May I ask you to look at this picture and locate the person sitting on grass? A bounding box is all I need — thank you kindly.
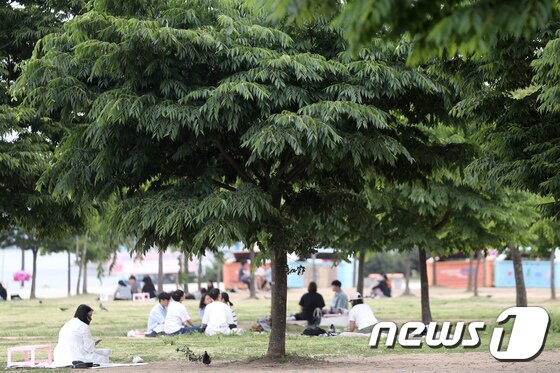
[347,292,378,334]
[201,288,236,335]
[164,290,201,335]
[370,274,392,298]
[324,280,348,314]
[53,304,111,367]
[288,281,325,325]
[0,282,7,301]
[113,280,132,300]
[142,275,157,299]
[198,293,213,319]
[129,275,140,294]
[146,292,171,337]
[238,261,251,290]
[220,291,238,329]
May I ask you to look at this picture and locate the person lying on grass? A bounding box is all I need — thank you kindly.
[52,304,111,367]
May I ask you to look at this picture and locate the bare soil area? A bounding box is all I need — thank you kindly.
[100,350,560,372]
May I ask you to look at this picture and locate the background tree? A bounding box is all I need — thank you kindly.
[257,0,558,62]
[529,218,560,300]
[1,0,87,299]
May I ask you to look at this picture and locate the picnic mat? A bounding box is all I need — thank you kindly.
[7,363,148,369]
[320,314,349,327]
[93,363,149,369]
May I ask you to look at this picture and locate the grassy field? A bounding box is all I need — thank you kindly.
[0,290,559,370]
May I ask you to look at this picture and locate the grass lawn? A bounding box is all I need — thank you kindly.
[0,291,559,370]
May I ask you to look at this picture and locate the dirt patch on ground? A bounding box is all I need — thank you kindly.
[101,350,560,372]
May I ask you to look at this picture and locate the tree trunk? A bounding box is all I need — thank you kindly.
[266,247,288,358]
[418,247,432,324]
[197,254,202,292]
[30,247,39,299]
[183,254,190,294]
[158,250,164,293]
[311,253,317,283]
[81,235,88,295]
[249,244,257,298]
[473,251,481,297]
[403,256,412,296]
[356,249,365,296]
[510,244,527,307]
[75,236,81,295]
[551,249,556,300]
[216,257,221,291]
[482,253,487,286]
[467,253,473,292]
[67,250,71,297]
[432,255,437,286]
[352,255,357,287]
[20,248,25,287]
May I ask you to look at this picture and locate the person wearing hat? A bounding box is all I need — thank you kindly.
[347,292,378,334]
[201,288,236,335]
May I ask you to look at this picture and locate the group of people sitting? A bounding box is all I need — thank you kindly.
[49,276,387,367]
[237,262,272,290]
[289,279,380,334]
[114,275,157,300]
[146,288,239,337]
[50,287,238,367]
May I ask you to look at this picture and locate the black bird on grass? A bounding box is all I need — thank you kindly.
[99,302,109,311]
[202,351,211,365]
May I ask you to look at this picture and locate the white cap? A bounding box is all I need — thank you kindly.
[348,291,362,301]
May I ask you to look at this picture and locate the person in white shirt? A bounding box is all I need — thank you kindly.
[220,292,238,328]
[146,292,171,337]
[202,288,235,336]
[164,290,201,335]
[52,304,111,367]
[347,292,378,333]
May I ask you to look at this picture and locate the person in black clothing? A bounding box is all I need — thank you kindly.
[0,282,7,301]
[370,274,392,298]
[238,261,251,289]
[142,275,157,298]
[294,282,325,325]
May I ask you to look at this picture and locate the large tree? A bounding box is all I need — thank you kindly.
[16,0,457,357]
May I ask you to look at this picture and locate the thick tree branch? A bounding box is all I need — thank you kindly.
[211,179,237,192]
[250,165,267,187]
[276,151,293,179]
[432,209,451,231]
[0,40,14,51]
[284,159,311,183]
[215,140,255,184]
[257,159,270,183]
